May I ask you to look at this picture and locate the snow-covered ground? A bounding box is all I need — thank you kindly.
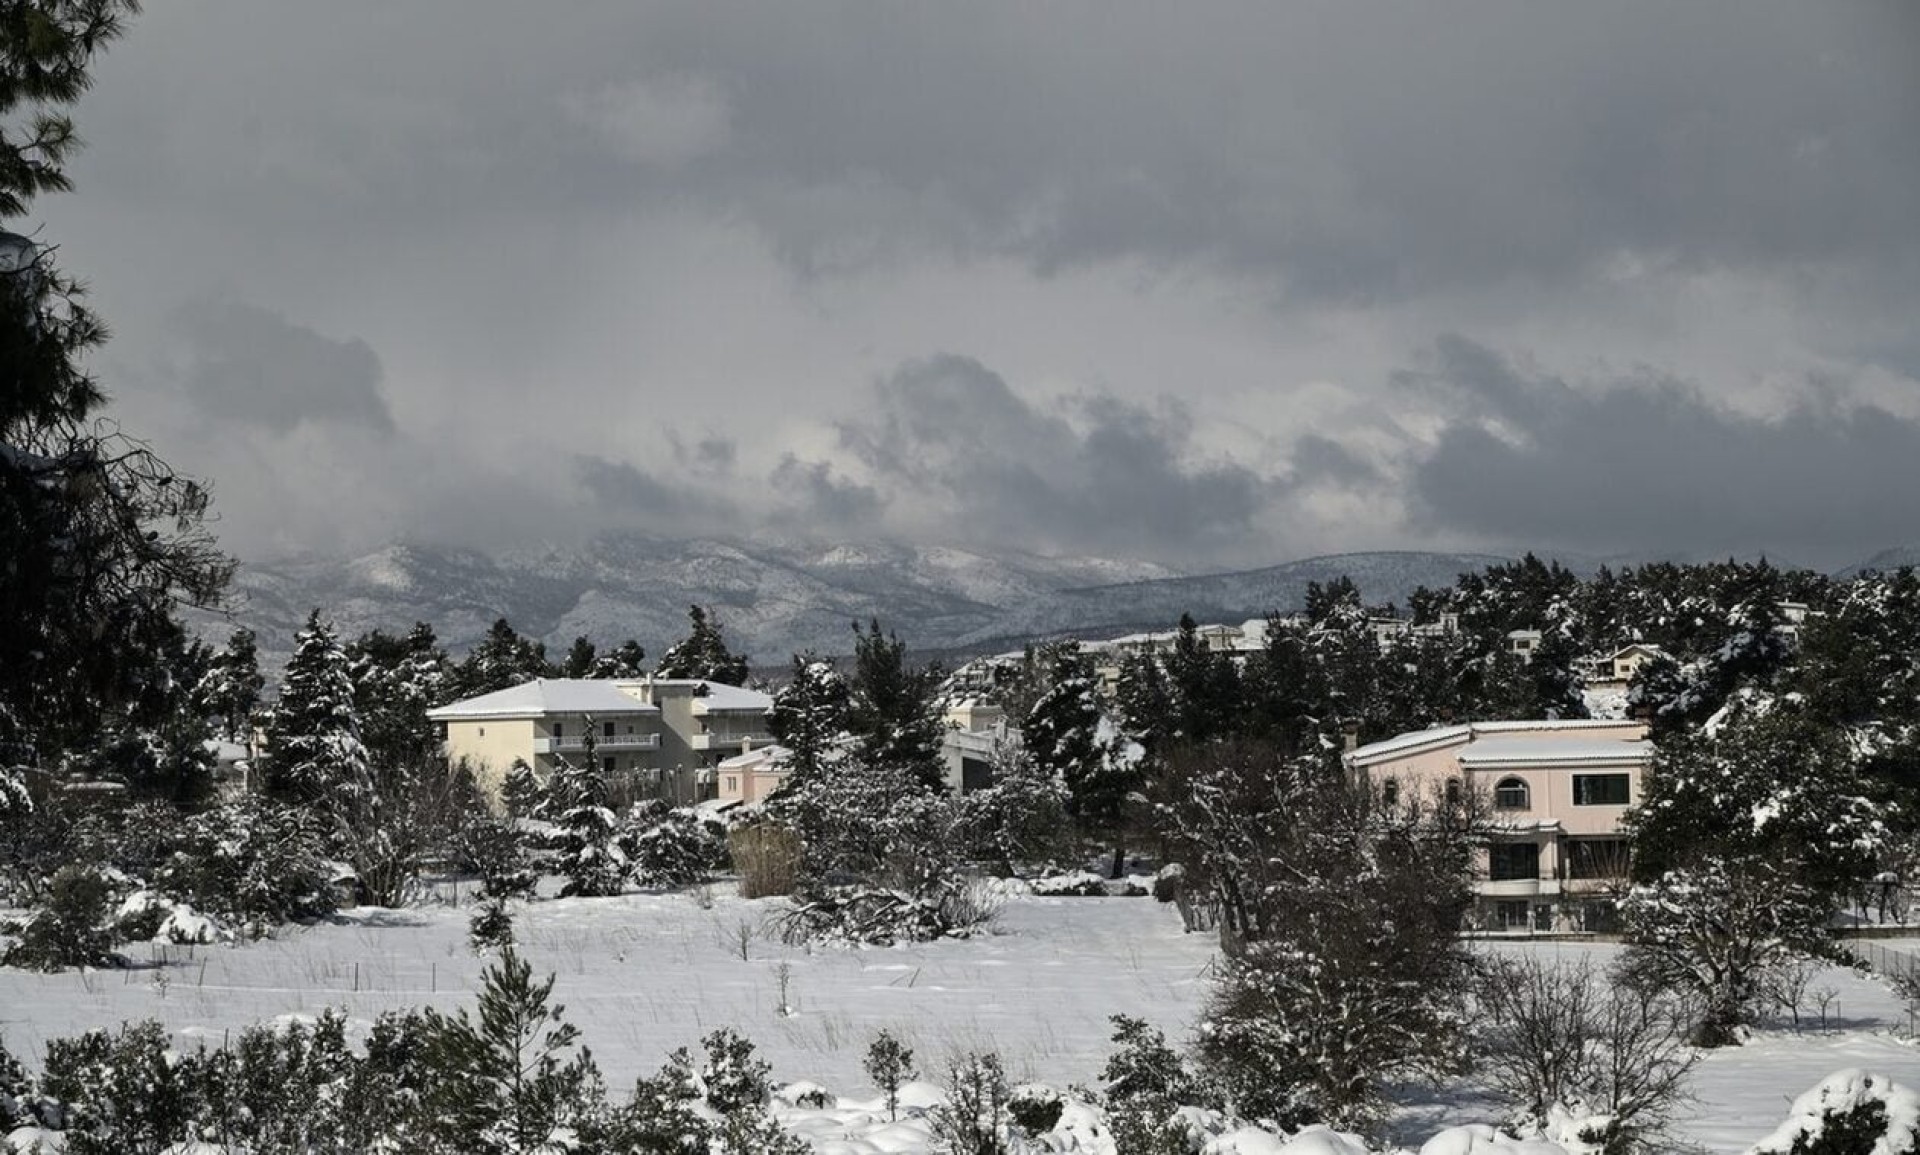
[1,892,1915,1152]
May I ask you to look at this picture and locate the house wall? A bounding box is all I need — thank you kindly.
[443,717,536,802]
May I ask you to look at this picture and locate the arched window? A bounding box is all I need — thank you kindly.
[1494,776,1530,810]
[1444,777,1463,805]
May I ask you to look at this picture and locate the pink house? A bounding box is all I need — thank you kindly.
[1344,719,1651,933]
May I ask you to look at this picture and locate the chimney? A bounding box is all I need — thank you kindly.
[1342,724,1360,753]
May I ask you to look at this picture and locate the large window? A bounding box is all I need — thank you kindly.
[1573,773,1631,806]
[1493,776,1530,810]
[1567,839,1631,880]
[1488,841,1541,882]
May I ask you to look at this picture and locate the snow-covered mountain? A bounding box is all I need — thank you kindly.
[208,535,1510,669]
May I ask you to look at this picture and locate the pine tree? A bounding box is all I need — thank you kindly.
[196,627,265,743]
[768,652,849,788]
[560,636,598,679]
[453,618,552,699]
[417,948,603,1154]
[0,0,231,764]
[551,745,628,898]
[589,639,648,679]
[264,610,372,817]
[654,605,750,685]
[845,619,945,793]
[347,621,449,768]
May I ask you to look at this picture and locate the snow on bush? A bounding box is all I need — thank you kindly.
[1748,1069,1920,1155]
[1030,870,1110,897]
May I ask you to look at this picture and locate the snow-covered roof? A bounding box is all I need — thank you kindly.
[717,743,792,771]
[427,679,661,720]
[680,681,774,714]
[1345,719,1646,767]
[1457,733,1650,769]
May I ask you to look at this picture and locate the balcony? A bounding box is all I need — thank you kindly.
[689,732,774,752]
[534,733,660,754]
[1479,877,1562,898]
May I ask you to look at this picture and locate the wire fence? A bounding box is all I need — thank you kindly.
[1847,938,1920,983]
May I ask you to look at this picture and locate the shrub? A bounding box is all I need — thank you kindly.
[773,880,999,946]
[4,864,119,971]
[629,805,728,887]
[730,822,802,899]
[699,1028,772,1116]
[1029,871,1108,897]
[1008,1085,1064,1136]
[1749,1070,1920,1155]
[156,797,334,932]
[468,895,515,953]
[930,1051,1013,1155]
[864,1029,917,1121]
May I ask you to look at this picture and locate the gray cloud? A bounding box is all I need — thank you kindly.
[769,454,885,527]
[1402,336,1920,566]
[835,355,1268,557]
[175,301,393,433]
[573,454,739,533]
[24,4,1920,572]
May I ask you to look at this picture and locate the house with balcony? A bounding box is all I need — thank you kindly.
[428,675,774,809]
[1344,718,1651,933]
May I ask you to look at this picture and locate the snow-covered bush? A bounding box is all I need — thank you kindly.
[929,1051,1014,1155]
[1748,1069,1920,1155]
[627,802,728,887]
[3,863,120,971]
[1030,870,1110,897]
[773,879,1000,946]
[452,814,538,900]
[155,796,334,932]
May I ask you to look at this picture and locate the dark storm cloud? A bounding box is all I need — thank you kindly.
[1403,336,1920,564]
[176,302,393,433]
[769,455,885,526]
[836,355,1267,555]
[573,455,738,530]
[74,4,1920,301]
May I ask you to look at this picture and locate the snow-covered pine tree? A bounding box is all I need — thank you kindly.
[264,610,372,818]
[451,618,552,699]
[589,639,648,680]
[768,652,849,789]
[654,605,750,685]
[551,736,629,898]
[195,627,264,743]
[845,620,945,793]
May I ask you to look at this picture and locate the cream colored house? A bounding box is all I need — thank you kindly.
[429,676,774,809]
[1344,719,1651,932]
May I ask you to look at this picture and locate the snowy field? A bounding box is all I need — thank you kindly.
[2,891,1916,1152]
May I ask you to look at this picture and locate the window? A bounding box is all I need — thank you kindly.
[1573,774,1631,806]
[603,720,615,738]
[1445,777,1463,805]
[477,726,485,737]
[1488,841,1541,882]
[1495,900,1530,930]
[1381,779,1401,807]
[602,757,616,773]
[1493,777,1530,810]
[725,776,738,793]
[1568,839,1631,880]
[553,721,563,738]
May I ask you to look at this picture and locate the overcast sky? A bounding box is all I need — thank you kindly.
[35,2,1920,572]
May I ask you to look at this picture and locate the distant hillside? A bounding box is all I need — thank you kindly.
[1835,546,1920,578]
[948,550,1513,649]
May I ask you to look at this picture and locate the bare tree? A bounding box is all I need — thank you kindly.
[1470,953,1698,1154]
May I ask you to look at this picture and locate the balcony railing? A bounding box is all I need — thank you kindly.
[534,733,660,754]
[689,731,775,751]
